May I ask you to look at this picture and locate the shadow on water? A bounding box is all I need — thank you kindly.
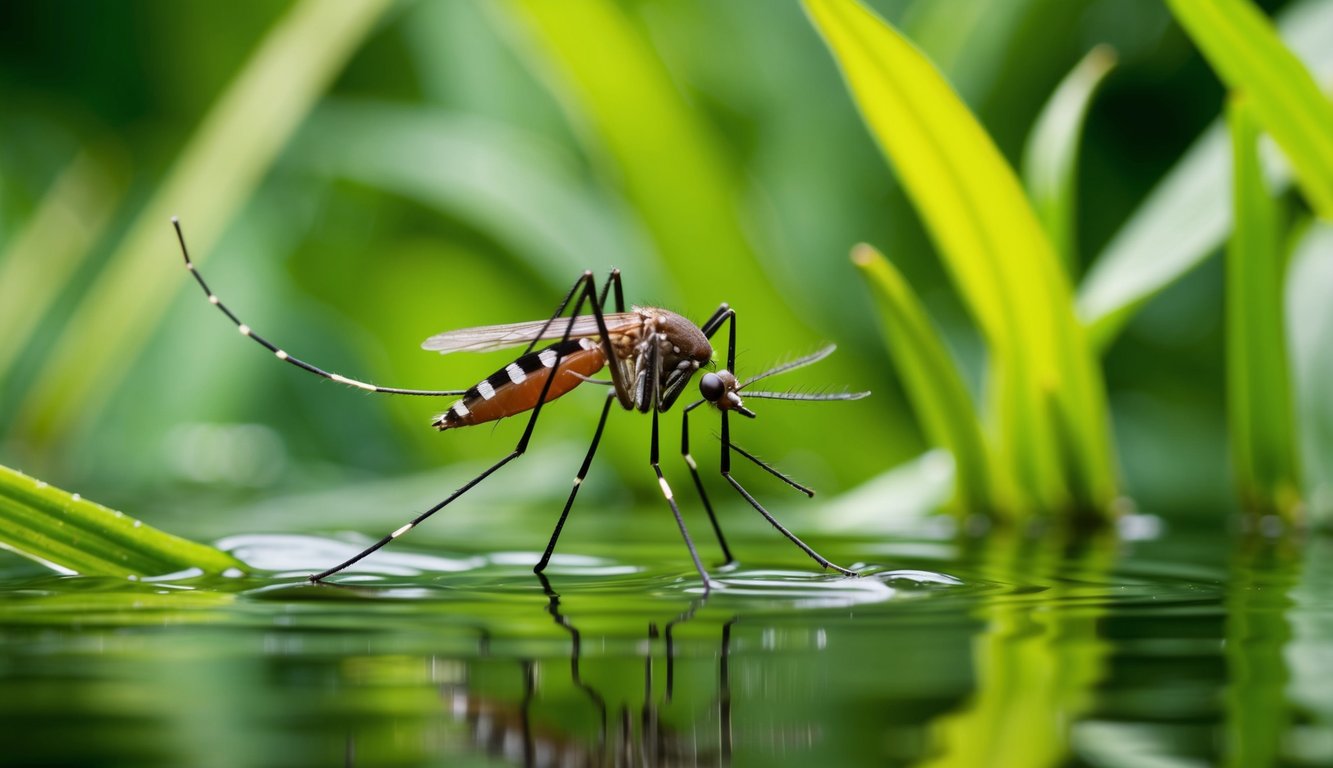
[4,524,1333,766]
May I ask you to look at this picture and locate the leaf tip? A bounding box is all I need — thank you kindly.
[850,242,880,267]
[1087,43,1118,72]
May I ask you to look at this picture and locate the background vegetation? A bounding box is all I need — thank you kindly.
[2,0,1331,556]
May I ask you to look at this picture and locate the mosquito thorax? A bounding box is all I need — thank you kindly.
[639,307,712,369]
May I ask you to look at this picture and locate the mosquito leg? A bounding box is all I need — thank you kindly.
[598,268,625,313]
[699,303,732,338]
[711,308,856,576]
[647,344,714,591]
[310,273,602,582]
[681,400,735,565]
[173,219,466,398]
[533,268,630,572]
[534,391,616,573]
[720,410,857,576]
[518,269,605,357]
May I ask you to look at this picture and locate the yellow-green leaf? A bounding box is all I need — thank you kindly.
[14,0,395,448]
[852,244,997,513]
[1226,97,1303,518]
[806,0,1115,513]
[0,464,243,577]
[1023,45,1118,275]
[1167,0,1333,219]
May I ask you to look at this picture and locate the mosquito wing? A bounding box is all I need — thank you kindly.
[421,312,642,354]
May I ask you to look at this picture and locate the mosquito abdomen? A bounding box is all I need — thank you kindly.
[434,339,607,430]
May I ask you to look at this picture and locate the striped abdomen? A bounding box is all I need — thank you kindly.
[434,338,607,430]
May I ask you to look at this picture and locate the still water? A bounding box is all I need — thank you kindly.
[1,521,1329,767]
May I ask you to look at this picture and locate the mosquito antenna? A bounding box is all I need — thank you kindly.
[173,217,466,397]
[741,389,870,402]
[739,344,837,389]
[726,440,815,497]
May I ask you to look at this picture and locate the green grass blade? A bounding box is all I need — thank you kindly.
[12,0,394,448]
[0,464,243,577]
[1168,0,1333,220]
[852,244,996,513]
[291,102,667,291]
[806,0,1115,514]
[0,150,124,376]
[1079,0,1333,347]
[498,0,794,331]
[1285,222,1333,523]
[1226,97,1303,518]
[1022,45,1117,275]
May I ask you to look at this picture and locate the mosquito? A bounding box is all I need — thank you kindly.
[172,218,868,589]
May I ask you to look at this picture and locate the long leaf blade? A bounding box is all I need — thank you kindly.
[1022,45,1117,275]
[806,0,1115,513]
[1168,0,1333,219]
[1226,98,1303,518]
[852,245,996,513]
[0,464,243,577]
[1286,222,1333,523]
[13,0,395,448]
[1079,0,1333,347]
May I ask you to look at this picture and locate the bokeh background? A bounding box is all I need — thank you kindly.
[0,0,1306,540]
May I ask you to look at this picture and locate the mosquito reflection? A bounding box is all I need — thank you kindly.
[437,574,738,766]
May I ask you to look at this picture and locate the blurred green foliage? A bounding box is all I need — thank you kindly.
[1,0,1331,541]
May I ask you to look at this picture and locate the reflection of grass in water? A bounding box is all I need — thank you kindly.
[919,529,1116,768]
[1225,536,1300,768]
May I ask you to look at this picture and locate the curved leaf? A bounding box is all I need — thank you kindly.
[852,244,995,513]
[1226,97,1302,518]
[0,464,243,577]
[1168,0,1333,219]
[1287,221,1333,523]
[13,0,395,447]
[1023,45,1118,274]
[290,102,666,293]
[806,0,1114,513]
[1079,0,1333,347]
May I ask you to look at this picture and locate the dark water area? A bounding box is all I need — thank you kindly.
[1,521,1329,767]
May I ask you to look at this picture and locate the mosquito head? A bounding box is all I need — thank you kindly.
[699,372,725,402]
[699,369,753,416]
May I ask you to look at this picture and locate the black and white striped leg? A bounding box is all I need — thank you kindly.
[309,272,606,582]
[680,400,735,565]
[719,409,856,576]
[173,218,466,398]
[647,344,714,591]
[534,391,617,574]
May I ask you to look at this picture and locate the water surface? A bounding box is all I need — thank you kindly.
[1,520,1328,767]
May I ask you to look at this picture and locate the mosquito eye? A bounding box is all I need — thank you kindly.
[699,372,725,402]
